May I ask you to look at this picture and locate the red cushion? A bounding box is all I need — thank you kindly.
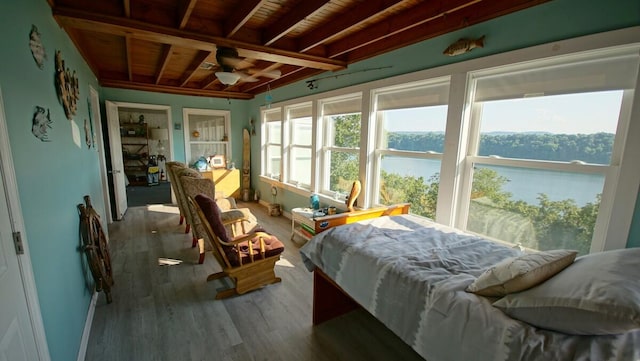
[195,194,230,243]
[228,234,285,266]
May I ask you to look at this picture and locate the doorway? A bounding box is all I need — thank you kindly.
[105,102,173,219]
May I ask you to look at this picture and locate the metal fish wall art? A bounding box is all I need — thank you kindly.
[443,35,485,56]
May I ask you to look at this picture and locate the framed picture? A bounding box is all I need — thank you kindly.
[209,155,226,169]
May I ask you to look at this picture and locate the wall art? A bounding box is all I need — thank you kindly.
[29,25,47,69]
[32,106,52,142]
[55,50,79,120]
[84,119,92,148]
[86,97,95,148]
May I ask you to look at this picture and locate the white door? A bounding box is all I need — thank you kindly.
[106,101,127,220]
[90,87,112,223]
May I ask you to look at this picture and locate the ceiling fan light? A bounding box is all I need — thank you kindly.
[215,71,241,85]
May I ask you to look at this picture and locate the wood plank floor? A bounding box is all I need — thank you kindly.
[85,201,424,361]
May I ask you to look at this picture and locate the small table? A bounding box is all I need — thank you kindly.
[291,207,319,242]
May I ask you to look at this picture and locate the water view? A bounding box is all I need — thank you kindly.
[381,157,603,206]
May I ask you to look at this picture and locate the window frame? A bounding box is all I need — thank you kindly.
[182,108,231,167]
[319,93,362,198]
[370,78,451,213]
[285,103,313,189]
[452,49,639,253]
[261,107,282,181]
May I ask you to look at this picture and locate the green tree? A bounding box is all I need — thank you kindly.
[329,114,361,193]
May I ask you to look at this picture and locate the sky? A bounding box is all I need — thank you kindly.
[385,90,623,134]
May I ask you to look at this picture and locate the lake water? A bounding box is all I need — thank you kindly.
[382,157,604,206]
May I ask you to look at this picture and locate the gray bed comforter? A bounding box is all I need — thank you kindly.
[299,214,640,361]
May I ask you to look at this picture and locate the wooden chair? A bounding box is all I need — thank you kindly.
[189,194,284,299]
[181,176,258,264]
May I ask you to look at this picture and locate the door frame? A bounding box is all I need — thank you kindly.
[90,87,112,223]
[105,101,173,217]
[0,87,51,359]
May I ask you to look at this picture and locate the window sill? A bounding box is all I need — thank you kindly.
[258,175,348,209]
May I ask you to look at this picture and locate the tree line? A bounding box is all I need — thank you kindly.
[388,132,614,164]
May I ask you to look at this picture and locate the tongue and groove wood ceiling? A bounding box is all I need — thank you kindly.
[50,0,549,100]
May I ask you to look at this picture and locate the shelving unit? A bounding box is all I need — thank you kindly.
[121,123,149,186]
[291,208,317,242]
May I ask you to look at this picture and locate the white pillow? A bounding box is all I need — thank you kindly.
[493,248,640,335]
[466,249,577,297]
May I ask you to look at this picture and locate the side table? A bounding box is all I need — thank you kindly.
[291,207,317,242]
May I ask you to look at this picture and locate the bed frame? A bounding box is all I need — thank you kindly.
[309,203,411,324]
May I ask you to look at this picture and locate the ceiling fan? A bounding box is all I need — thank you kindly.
[214,47,281,86]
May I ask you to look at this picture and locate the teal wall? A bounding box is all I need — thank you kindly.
[247,0,640,242]
[0,0,638,360]
[101,88,251,169]
[0,0,105,360]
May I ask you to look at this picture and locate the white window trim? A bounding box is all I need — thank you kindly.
[261,107,282,181]
[182,108,231,165]
[286,103,313,189]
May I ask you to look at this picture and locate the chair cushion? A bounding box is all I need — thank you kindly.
[195,194,230,243]
[228,234,285,266]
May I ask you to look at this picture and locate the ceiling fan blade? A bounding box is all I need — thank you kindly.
[262,69,282,79]
[236,71,259,82]
[246,68,282,79]
[221,56,254,70]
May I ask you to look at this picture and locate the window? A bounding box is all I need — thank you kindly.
[320,94,362,198]
[372,79,450,218]
[262,108,282,180]
[286,103,312,188]
[183,108,230,168]
[461,49,639,255]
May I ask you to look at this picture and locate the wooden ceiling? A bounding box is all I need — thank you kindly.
[50,0,549,100]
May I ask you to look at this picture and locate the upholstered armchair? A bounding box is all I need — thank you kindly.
[172,167,203,238]
[181,176,258,264]
[189,194,284,299]
[165,161,188,226]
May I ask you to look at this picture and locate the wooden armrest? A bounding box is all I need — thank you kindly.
[218,231,272,247]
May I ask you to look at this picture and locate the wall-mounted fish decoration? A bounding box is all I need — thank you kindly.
[443,35,485,56]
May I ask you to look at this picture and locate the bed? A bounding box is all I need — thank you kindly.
[299,214,640,361]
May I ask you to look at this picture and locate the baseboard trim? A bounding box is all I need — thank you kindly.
[77,291,98,361]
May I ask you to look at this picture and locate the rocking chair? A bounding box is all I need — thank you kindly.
[189,194,284,299]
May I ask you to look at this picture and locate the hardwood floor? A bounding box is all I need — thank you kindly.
[85,201,424,361]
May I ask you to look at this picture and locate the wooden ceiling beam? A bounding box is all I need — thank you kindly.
[101,79,253,99]
[262,0,330,46]
[155,44,172,84]
[297,0,404,53]
[225,0,267,38]
[53,6,346,71]
[327,0,481,58]
[180,50,211,87]
[123,0,130,18]
[345,0,551,63]
[200,73,220,90]
[178,0,198,29]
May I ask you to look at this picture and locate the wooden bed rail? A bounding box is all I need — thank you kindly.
[312,202,411,234]
[309,203,411,324]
